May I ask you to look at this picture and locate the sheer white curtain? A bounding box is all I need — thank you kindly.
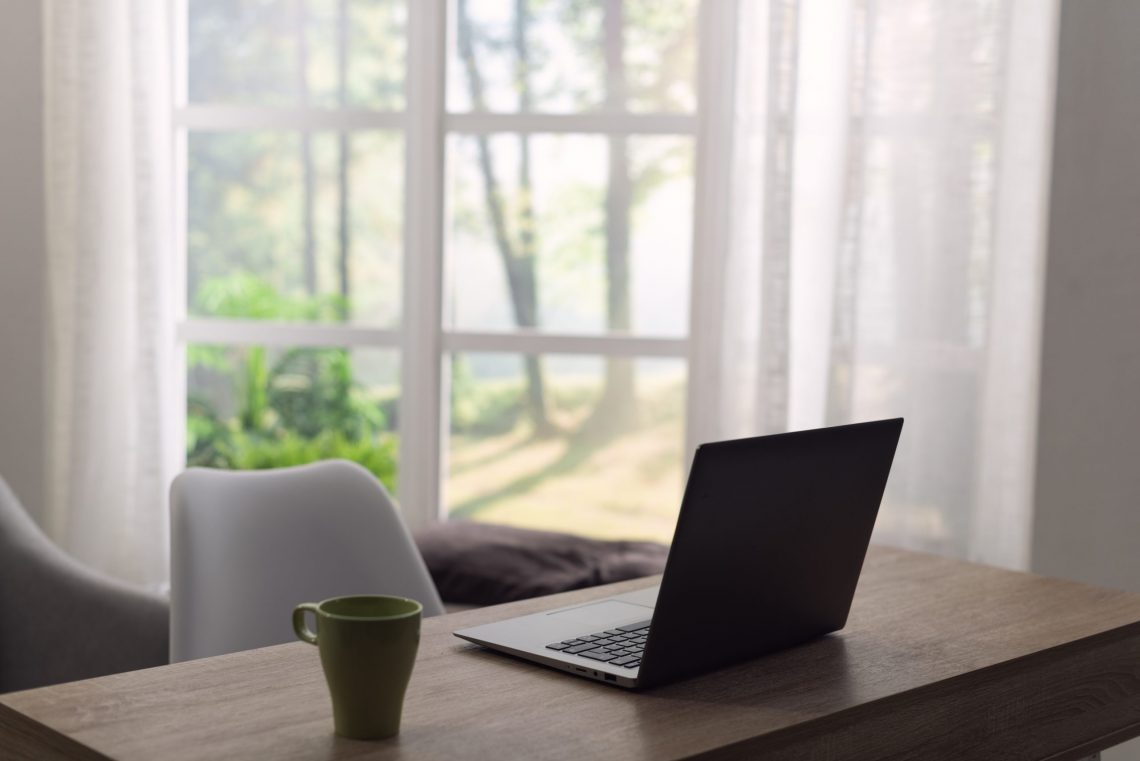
[43,0,176,586]
[689,0,1058,569]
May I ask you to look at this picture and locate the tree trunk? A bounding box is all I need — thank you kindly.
[513,0,553,435]
[581,0,635,439]
[456,0,553,435]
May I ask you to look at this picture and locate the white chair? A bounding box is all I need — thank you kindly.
[170,460,444,662]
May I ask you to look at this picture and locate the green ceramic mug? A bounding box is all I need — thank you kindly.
[293,595,422,740]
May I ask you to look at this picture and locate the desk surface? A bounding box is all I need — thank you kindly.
[3,546,1140,761]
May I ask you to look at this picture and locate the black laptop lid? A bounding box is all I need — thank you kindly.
[636,418,903,688]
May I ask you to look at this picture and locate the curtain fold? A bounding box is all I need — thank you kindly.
[44,0,175,586]
[690,0,1058,569]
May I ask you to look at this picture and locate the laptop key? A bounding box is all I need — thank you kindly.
[579,649,617,662]
[565,643,597,655]
[616,620,653,633]
[548,622,648,661]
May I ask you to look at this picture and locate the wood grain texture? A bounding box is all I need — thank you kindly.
[0,703,107,761]
[3,546,1140,761]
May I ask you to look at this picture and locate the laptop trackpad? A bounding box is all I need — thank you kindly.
[548,600,650,628]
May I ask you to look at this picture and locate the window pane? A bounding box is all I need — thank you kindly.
[187,131,403,326]
[446,0,696,114]
[629,136,694,335]
[448,0,605,113]
[625,0,698,113]
[187,344,400,492]
[445,134,693,337]
[447,353,685,543]
[188,0,406,109]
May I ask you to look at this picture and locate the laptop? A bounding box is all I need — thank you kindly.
[454,418,903,689]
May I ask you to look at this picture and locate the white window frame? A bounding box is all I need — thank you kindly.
[172,0,726,530]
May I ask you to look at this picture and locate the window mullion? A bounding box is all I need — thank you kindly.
[604,0,631,338]
[173,106,406,131]
[179,319,400,348]
[442,331,688,358]
[445,111,696,135]
[399,0,448,529]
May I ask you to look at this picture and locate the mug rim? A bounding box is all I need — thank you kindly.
[315,594,423,621]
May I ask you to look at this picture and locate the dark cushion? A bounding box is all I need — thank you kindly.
[413,521,669,606]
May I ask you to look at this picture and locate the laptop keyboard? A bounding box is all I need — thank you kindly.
[545,619,651,668]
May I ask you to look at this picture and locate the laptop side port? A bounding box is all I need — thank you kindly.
[604,674,617,682]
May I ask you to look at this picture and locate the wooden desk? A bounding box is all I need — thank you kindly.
[3,546,1140,760]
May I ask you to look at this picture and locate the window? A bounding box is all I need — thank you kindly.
[175,0,699,543]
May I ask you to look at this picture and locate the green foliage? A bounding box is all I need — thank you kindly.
[188,412,398,494]
[196,271,347,321]
[228,429,397,491]
[186,274,397,491]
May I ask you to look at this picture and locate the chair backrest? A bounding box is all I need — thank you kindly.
[0,476,168,692]
[169,460,444,662]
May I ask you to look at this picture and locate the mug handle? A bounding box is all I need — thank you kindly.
[293,603,320,645]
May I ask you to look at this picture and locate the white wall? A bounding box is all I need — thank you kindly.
[0,0,46,519]
[1033,0,1140,600]
[1032,2,1140,759]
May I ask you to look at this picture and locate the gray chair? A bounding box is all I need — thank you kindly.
[170,460,445,662]
[0,476,169,693]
